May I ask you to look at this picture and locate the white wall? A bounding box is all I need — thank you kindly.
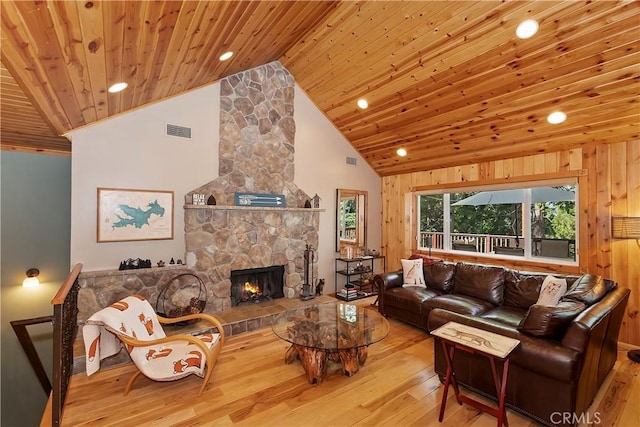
[70,81,381,293]
[70,85,219,271]
[294,86,382,292]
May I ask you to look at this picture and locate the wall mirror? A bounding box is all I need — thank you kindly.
[336,189,367,252]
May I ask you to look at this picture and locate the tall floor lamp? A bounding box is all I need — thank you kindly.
[611,216,640,363]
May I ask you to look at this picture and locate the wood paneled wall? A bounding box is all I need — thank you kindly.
[381,141,640,346]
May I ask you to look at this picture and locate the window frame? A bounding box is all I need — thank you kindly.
[413,178,579,266]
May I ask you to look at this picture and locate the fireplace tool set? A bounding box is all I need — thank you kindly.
[301,244,317,301]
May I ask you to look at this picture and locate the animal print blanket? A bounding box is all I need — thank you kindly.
[83,295,219,380]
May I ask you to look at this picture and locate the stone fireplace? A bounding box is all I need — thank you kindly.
[70,61,326,378]
[184,61,321,313]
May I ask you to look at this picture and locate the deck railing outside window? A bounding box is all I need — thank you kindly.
[419,232,575,261]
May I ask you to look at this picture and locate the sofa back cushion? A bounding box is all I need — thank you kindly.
[504,271,544,309]
[563,274,608,306]
[423,262,455,292]
[452,262,505,305]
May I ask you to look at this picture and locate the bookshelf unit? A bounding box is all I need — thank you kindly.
[335,256,386,301]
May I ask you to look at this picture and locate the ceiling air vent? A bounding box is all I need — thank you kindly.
[346,156,357,166]
[166,123,192,139]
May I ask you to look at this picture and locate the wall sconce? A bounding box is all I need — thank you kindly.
[23,268,40,288]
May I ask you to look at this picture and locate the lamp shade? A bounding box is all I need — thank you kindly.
[612,217,640,239]
[22,277,39,288]
[22,268,40,287]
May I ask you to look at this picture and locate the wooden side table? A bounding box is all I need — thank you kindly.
[431,322,520,427]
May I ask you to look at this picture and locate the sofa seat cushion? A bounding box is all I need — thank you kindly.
[423,294,495,317]
[480,306,528,328]
[384,286,441,314]
[453,262,506,305]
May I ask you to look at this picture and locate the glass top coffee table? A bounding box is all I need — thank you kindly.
[272,302,390,384]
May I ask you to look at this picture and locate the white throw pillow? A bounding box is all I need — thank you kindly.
[536,275,567,306]
[401,258,426,287]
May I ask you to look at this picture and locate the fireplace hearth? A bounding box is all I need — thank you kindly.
[230,265,285,306]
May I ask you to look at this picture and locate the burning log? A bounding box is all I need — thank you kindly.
[240,281,263,303]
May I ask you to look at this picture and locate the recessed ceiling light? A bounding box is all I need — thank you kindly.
[397,148,407,157]
[108,82,128,93]
[357,99,368,109]
[547,111,567,124]
[516,19,539,39]
[219,51,233,61]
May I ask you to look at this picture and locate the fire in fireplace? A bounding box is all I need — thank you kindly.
[240,281,262,302]
[230,265,285,306]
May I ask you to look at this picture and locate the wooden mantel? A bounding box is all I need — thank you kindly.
[184,205,325,213]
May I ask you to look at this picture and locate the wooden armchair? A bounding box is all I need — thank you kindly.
[83,295,225,396]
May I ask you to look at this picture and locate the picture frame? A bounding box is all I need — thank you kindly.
[97,188,174,242]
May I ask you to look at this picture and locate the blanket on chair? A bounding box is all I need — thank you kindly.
[83,295,219,379]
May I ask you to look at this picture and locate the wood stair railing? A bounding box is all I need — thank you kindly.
[40,263,83,426]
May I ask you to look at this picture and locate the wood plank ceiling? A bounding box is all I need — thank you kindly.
[1,1,638,176]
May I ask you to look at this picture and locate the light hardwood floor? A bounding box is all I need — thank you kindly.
[60,299,639,426]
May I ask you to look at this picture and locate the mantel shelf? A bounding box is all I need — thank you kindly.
[80,264,191,278]
[184,205,325,212]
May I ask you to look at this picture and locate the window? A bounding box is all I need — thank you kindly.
[417,183,577,263]
[338,196,357,243]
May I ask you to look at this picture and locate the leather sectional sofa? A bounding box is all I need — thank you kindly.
[373,257,630,426]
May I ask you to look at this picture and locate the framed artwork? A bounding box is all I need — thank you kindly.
[97,188,174,242]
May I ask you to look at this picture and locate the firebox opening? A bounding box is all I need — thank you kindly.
[230,265,285,306]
